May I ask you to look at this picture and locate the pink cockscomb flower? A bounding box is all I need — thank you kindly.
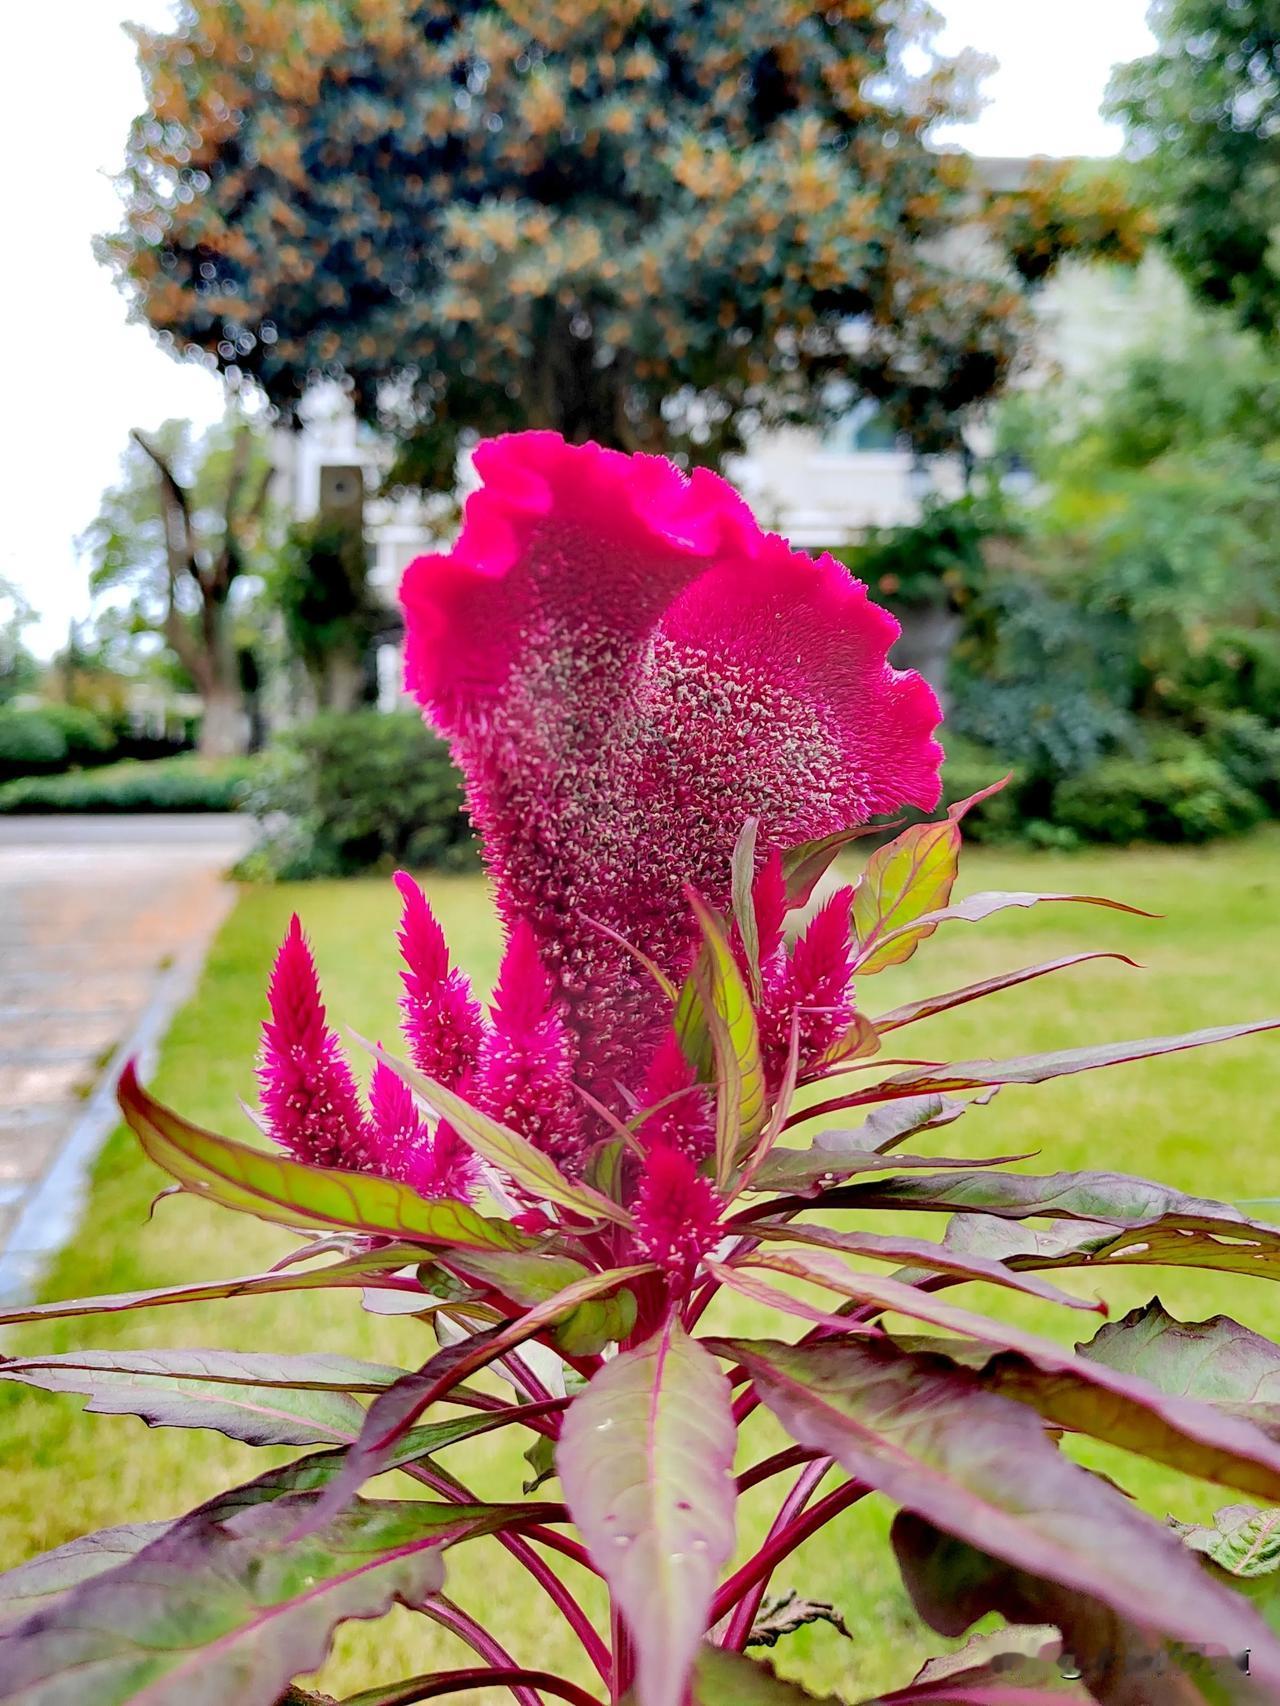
[368,1052,479,1202]
[257,915,372,1170]
[401,432,942,1114]
[631,1144,724,1285]
[394,870,485,1089]
[473,919,585,1174]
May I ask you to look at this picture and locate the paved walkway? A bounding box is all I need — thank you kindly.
[0,815,251,1298]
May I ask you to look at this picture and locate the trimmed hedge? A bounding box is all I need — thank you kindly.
[0,754,256,814]
[0,704,115,781]
[237,708,478,880]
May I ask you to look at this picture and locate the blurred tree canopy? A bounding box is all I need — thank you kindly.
[1108,0,1280,339]
[0,579,39,705]
[80,418,276,756]
[275,513,381,712]
[103,0,1149,474]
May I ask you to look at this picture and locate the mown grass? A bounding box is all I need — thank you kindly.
[3,831,1280,1700]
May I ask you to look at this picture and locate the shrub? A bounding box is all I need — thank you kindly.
[0,753,254,814]
[1052,732,1266,844]
[0,702,115,780]
[239,708,477,880]
[938,733,1031,843]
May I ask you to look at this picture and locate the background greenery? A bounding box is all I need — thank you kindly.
[4,835,1279,1700]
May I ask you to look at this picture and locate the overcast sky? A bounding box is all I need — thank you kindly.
[0,0,1156,657]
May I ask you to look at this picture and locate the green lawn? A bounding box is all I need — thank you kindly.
[4,832,1280,1701]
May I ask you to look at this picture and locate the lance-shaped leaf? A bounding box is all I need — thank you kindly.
[798,1019,1280,1127]
[369,1043,633,1230]
[0,1493,532,1706]
[850,782,1007,975]
[731,817,763,999]
[0,1349,404,1448]
[780,822,894,909]
[824,1166,1280,1248]
[0,1245,447,1330]
[559,1319,737,1706]
[723,1336,1280,1689]
[119,1065,529,1251]
[893,1511,1272,1706]
[1080,1300,1280,1434]
[946,1211,1280,1286]
[872,952,1141,1035]
[444,1248,638,1356]
[739,1250,1280,1503]
[676,893,767,1188]
[0,1524,169,1639]
[747,1221,1104,1314]
[752,1127,1016,1198]
[316,1265,653,1524]
[868,887,1154,966]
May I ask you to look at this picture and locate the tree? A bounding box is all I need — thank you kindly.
[103,0,1148,472]
[1108,0,1280,339]
[275,513,380,712]
[0,578,39,704]
[81,418,274,756]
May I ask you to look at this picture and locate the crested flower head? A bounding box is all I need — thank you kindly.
[257,915,372,1170]
[631,1143,724,1285]
[402,432,942,1112]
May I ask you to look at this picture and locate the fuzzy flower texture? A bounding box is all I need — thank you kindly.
[257,433,942,1271]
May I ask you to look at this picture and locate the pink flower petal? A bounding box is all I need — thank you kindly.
[402,432,941,1109]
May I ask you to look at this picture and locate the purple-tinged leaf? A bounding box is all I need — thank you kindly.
[948,1211,1280,1286]
[369,1042,633,1229]
[893,1512,1271,1706]
[909,1626,1079,1694]
[849,788,1001,976]
[751,1109,1014,1195]
[445,1248,638,1356]
[1080,1300,1280,1432]
[781,822,897,909]
[680,893,768,1187]
[797,1019,1280,1127]
[559,1318,736,1706]
[873,953,1141,1034]
[0,1349,401,1448]
[0,1246,437,1329]
[119,1065,530,1250]
[0,1493,533,1706]
[336,1669,605,1706]
[732,817,763,1000]
[722,1336,1280,1690]
[747,1222,1103,1313]
[739,1250,1280,1503]
[0,1524,168,1638]
[317,1265,653,1525]
[873,888,1154,963]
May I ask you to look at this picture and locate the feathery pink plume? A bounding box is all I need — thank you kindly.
[636,1029,714,1162]
[367,1050,481,1202]
[760,886,857,1083]
[257,915,372,1170]
[631,1144,723,1283]
[394,870,486,1089]
[473,920,585,1172]
[752,847,789,969]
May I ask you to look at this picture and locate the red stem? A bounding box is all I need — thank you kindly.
[736,1444,818,1495]
[708,1479,868,1626]
[345,1669,603,1706]
[421,1598,544,1706]
[722,1456,832,1649]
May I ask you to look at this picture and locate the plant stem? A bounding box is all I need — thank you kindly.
[708,1479,868,1627]
[420,1598,545,1706]
[736,1444,818,1495]
[721,1456,832,1649]
[610,1600,635,1704]
[341,1668,603,1706]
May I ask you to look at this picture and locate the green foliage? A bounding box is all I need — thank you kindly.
[0,703,116,782]
[831,492,1001,613]
[104,2,1146,465]
[275,516,380,709]
[0,754,255,815]
[1108,0,1280,340]
[1051,732,1266,847]
[0,578,39,705]
[239,709,477,880]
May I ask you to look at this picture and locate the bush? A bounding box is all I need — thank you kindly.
[0,754,255,814]
[1200,708,1280,810]
[938,734,1032,843]
[1052,732,1265,845]
[238,708,477,879]
[0,703,115,780]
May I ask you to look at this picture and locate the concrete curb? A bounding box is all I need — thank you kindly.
[0,882,238,1304]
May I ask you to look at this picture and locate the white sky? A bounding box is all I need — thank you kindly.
[0,0,1155,657]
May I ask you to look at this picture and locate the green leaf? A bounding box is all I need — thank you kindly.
[687,1645,839,1703]
[119,1065,529,1251]
[780,821,901,910]
[893,1512,1271,1705]
[1080,1300,1280,1434]
[731,816,763,1000]
[1176,1507,1280,1580]
[446,1248,637,1355]
[723,1336,1280,1686]
[559,1318,737,1706]
[0,1524,169,1638]
[946,1212,1280,1285]
[0,1348,401,1448]
[368,1043,633,1230]
[0,1494,532,1706]
[682,893,768,1188]
[849,792,977,974]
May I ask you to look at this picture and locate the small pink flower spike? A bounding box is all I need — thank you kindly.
[632,1144,723,1285]
[636,1029,715,1163]
[258,915,372,1170]
[760,886,857,1084]
[394,870,486,1089]
[367,1051,480,1201]
[473,919,585,1173]
[751,846,789,975]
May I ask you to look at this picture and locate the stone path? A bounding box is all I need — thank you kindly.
[0,815,251,1298]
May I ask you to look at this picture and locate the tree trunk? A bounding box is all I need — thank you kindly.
[321,650,366,714]
[197,682,249,758]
